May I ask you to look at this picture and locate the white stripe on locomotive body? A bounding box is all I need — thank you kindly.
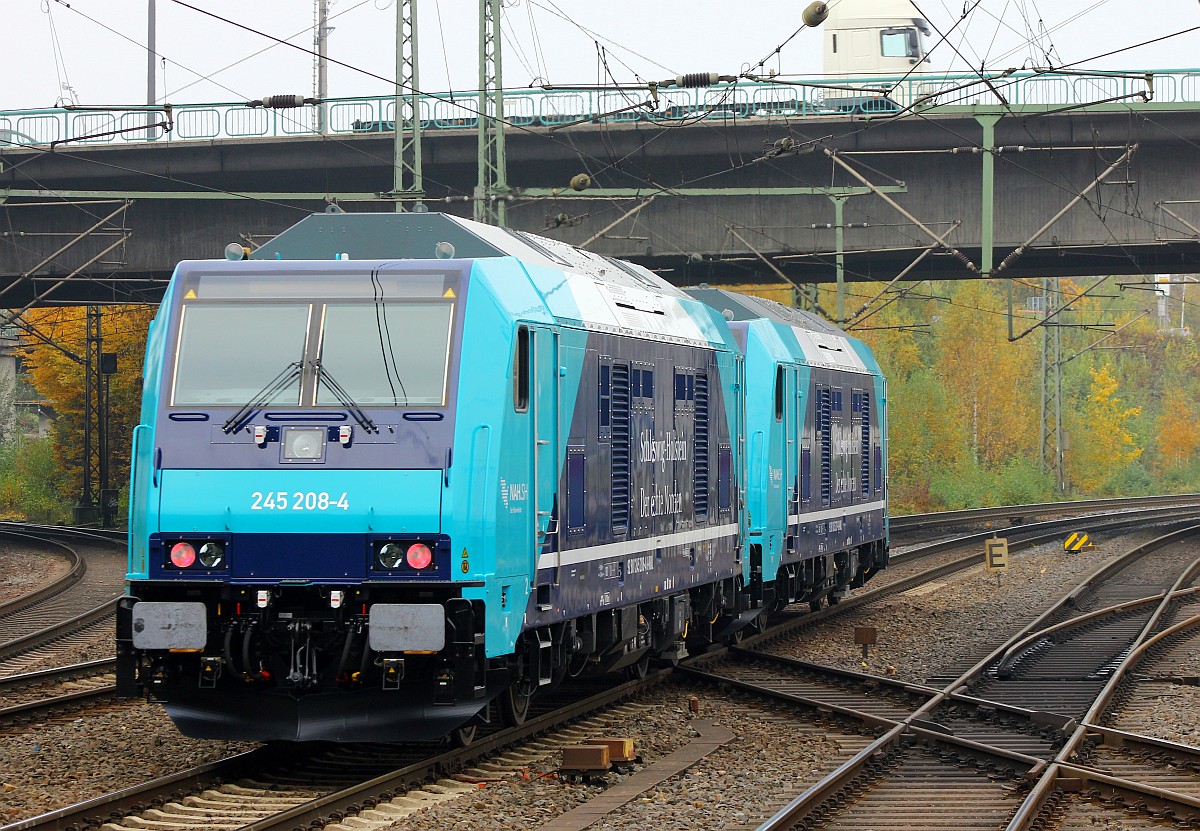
[786,500,888,528]
[789,326,872,375]
[537,523,740,571]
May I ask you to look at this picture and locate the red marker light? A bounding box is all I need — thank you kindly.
[170,542,197,568]
[406,543,433,569]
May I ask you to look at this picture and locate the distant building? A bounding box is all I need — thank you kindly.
[0,328,56,440]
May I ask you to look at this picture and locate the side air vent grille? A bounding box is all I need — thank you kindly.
[610,363,631,533]
[860,392,871,498]
[693,372,710,520]
[819,387,832,505]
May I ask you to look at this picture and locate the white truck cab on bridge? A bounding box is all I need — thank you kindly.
[823,0,931,76]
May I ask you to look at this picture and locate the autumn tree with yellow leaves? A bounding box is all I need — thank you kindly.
[1067,363,1143,495]
[931,280,1038,468]
[18,305,156,517]
[1154,388,1200,472]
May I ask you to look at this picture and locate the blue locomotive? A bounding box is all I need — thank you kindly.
[116,212,887,742]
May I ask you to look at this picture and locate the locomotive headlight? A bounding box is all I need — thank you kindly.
[169,541,196,568]
[198,541,226,568]
[406,542,433,570]
[283,427,326,461]
[376,542,406,569]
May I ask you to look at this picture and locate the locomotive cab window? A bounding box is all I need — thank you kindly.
[774,366,784,421]
[171,303,311,406]
[514,326,530,412]
[317,301,454,406]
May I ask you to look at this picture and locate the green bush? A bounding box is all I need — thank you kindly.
[993,458,1056,505]
[0,437,69,522]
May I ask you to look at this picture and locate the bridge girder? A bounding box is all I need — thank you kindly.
[3,106,1200,305]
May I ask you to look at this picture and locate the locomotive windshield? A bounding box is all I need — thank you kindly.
[317,302,454,406]
[168,269,459,409]
[171,303,311,406]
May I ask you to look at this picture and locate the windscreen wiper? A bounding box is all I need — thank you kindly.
[315,362,379,433]
[222,361,303,435]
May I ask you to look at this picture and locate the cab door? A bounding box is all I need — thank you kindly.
[784,366,799,547]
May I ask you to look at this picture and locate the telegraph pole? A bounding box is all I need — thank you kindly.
[1039,277,1066,494]
[146,0,157,140]
[76,308,117,526]
[392,0,424,211]
[315,0,331,132]
[475,0,508,225]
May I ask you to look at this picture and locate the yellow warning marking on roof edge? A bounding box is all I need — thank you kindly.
[184,289,197,299]
[443,287,456,298]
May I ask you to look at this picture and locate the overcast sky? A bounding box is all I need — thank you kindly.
[2,0,1198,111]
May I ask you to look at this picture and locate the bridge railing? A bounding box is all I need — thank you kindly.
[0,69,1190,149]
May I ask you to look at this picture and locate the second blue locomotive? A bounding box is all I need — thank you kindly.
[117,212,887,741]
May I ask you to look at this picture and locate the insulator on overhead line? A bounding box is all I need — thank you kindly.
[802,2,829,26]
[570,173,592,192]
[676,73,720,88]
[247,94,317,109]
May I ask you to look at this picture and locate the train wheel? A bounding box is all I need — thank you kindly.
[808,596,824,613]
[625,653,650,681]
[498,682,534,727]
[827,593,840,606]
[751,608,769,635]
[450,723,477,748]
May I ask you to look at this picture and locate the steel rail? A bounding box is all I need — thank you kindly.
[890,493,1200,532]
[7,509,1200,831]
[995,587,1200,678]
[0,522,125,544]
[0,659,119,723]
[0,657,115,686]
[0,684,117,721]
[0,747,280,831]
[239,670,672,831]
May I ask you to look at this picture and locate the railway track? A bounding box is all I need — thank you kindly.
[7,674,666,831]
[0,659,117,726]
[0,525,125,676]
[4,501,1200,831]
[891,493,1200,536]
[687,524,1200,830]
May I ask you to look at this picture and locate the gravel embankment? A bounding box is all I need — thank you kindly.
[0,700,252,824]
[376,687,847,831]
[762,536,1137,684]
[11,626,115,674]
[0,544,72,605]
